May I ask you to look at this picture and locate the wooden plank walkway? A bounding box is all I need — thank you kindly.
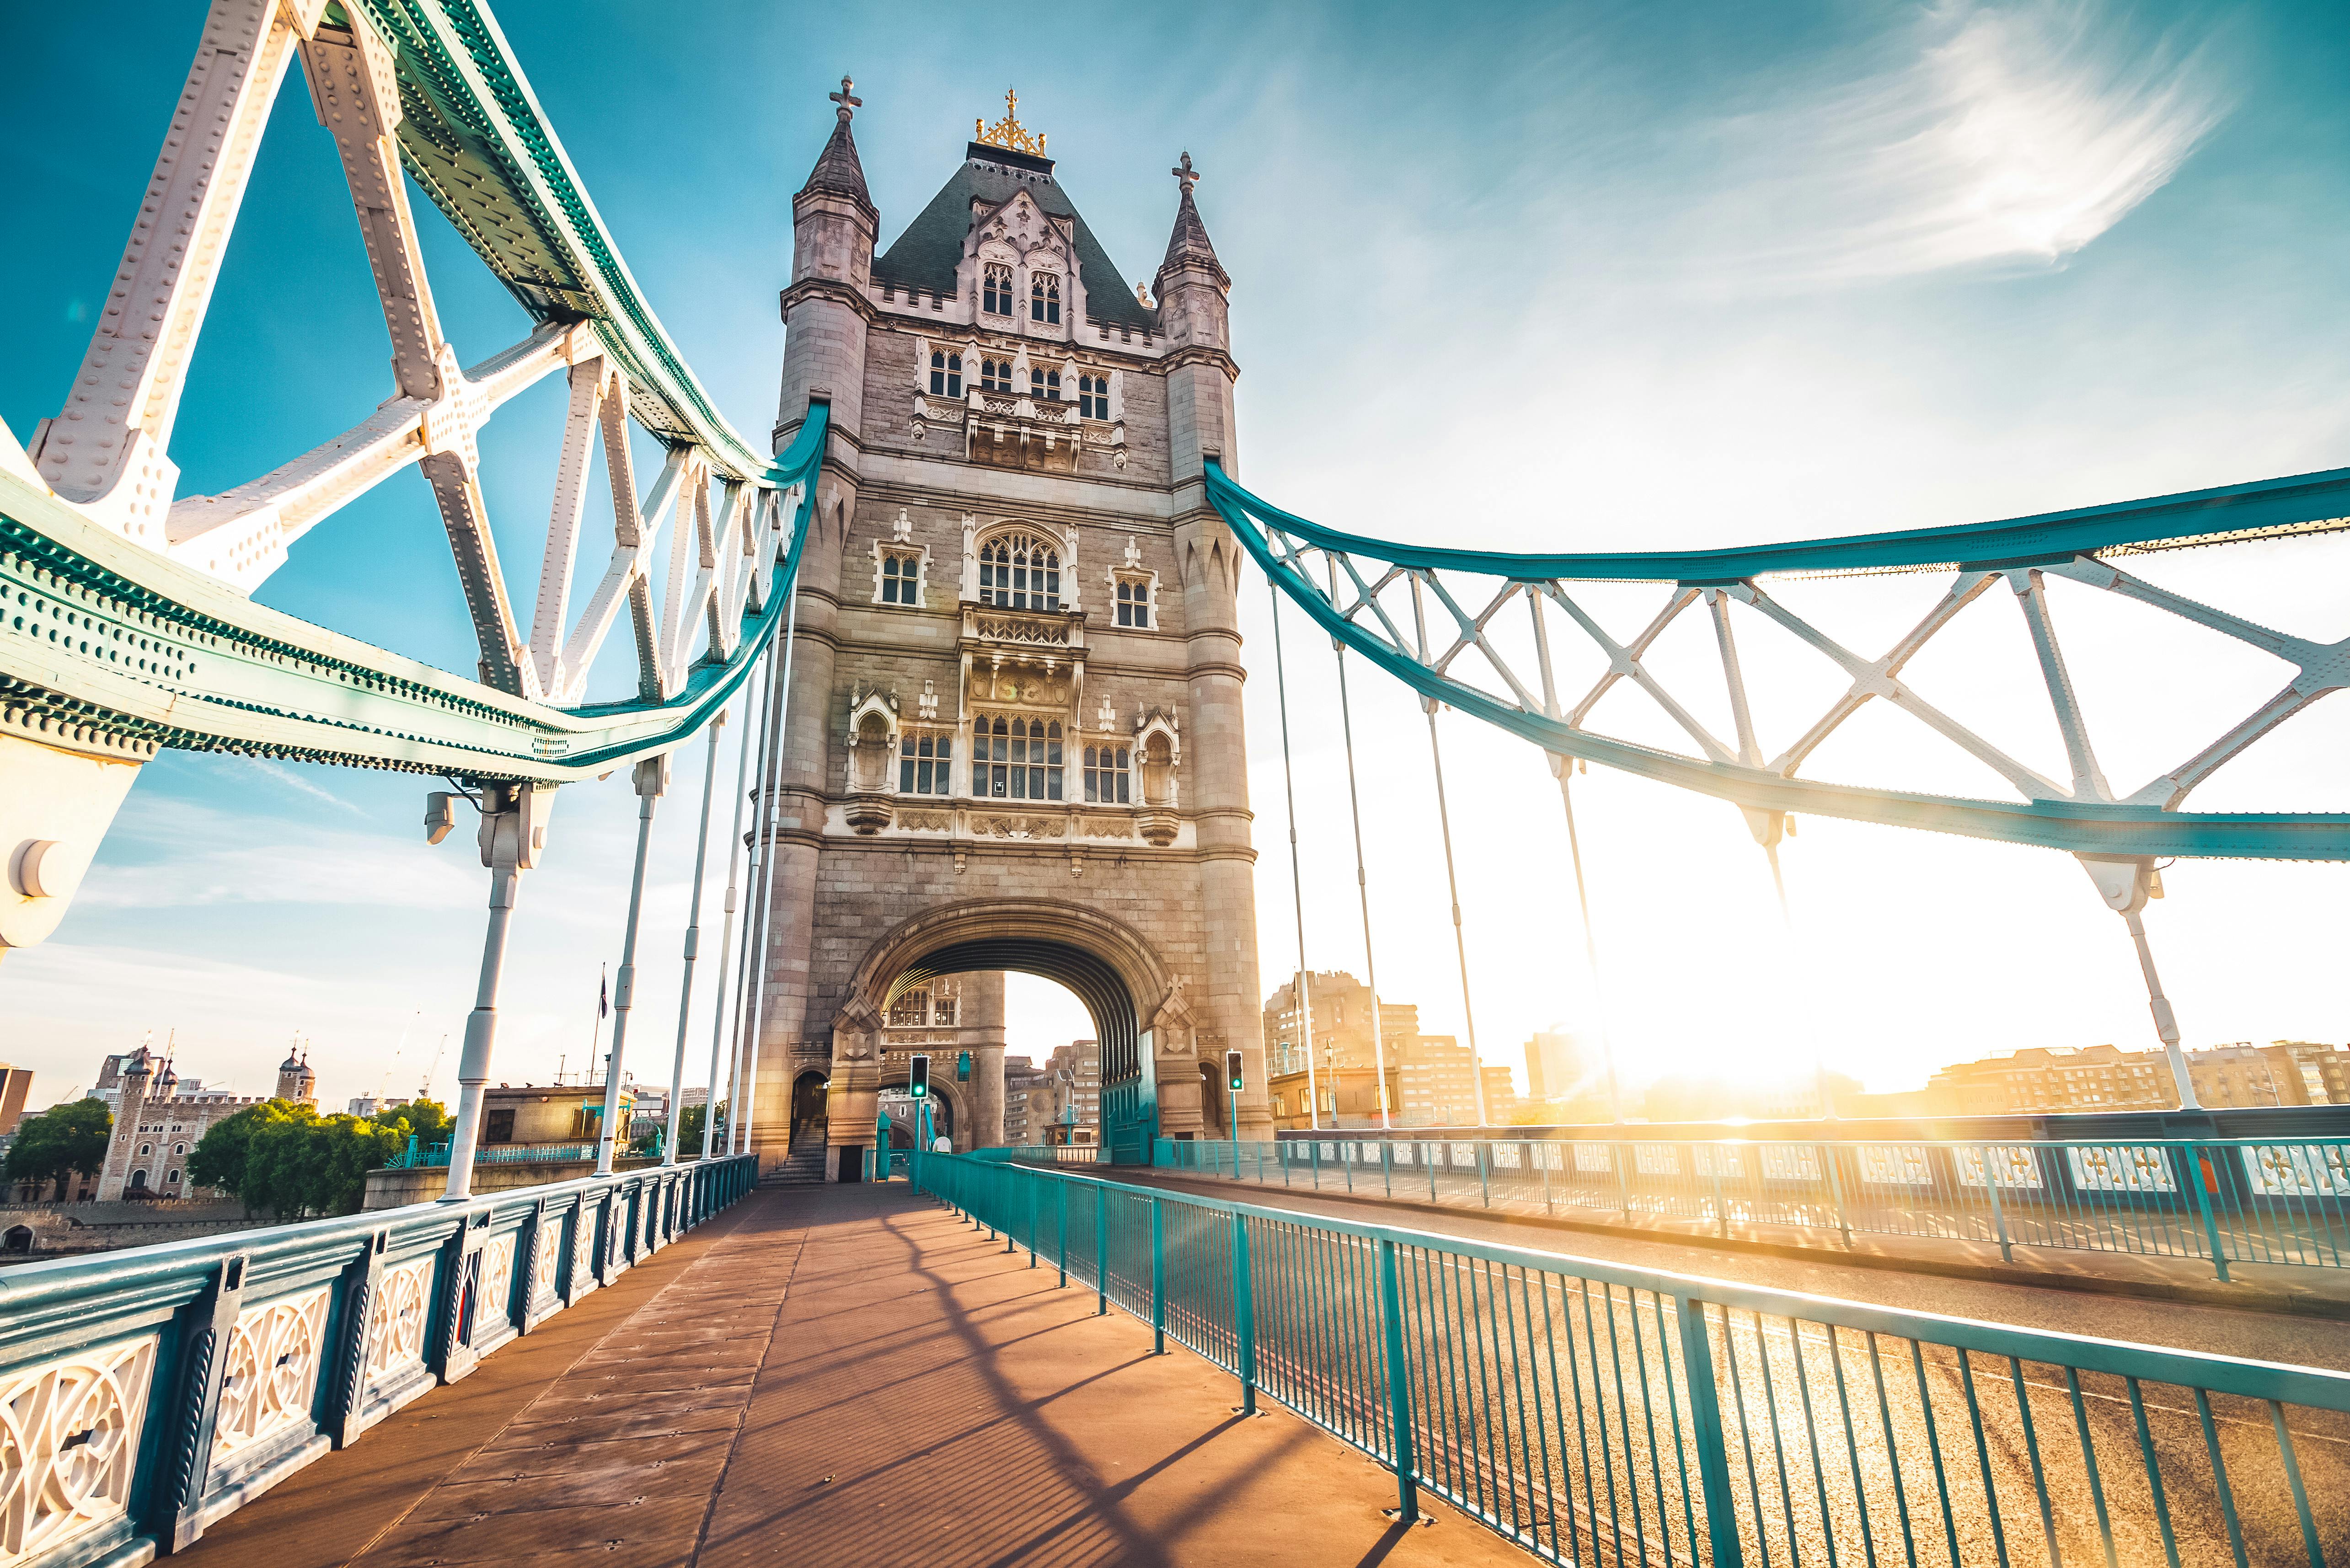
[179,1181,1526,1568]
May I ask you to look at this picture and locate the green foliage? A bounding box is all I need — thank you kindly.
[380,1099,451,1145]
[193,1099,411,1219]
[679,1102,726,1152]
[5,1099,112,1199]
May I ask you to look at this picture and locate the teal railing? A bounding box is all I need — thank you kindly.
[1151,1135,2350,1282]
[0,1154,758,1567]
[920,1152,2350,1565]
[388,1140,602,1169]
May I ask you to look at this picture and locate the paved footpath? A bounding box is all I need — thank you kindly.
[180,1182,1526,1568]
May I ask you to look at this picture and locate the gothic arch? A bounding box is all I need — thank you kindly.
[841,897,1179,1086]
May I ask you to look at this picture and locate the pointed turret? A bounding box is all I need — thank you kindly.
[797,77,875,221]
[780,75,880,448]
[1155,153,1229,295]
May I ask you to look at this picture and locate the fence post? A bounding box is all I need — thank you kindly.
[1614,1142,1632,1217]
[1312,1140,1322,1190]
[1822,1143,1852,1247]
[1673,1296,1748,1567]
[1429,1142,1439,1202]
[1708,1147,1729,1238]
[1058,1180,1069,1288]
[1541,1144,1554,1216]
[1096,1189,1109,1316]
[1234,1214,1258,1415]
[1376,1237,1419,1523]
[1478,1143,1491,1208]
[1151,1196,1166,1354]
[1981,1145,2014,1263]
[2187,1141,2232,1283]
[1383,1140,1394,1197]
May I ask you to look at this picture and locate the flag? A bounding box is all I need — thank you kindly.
[599,966,609,1019]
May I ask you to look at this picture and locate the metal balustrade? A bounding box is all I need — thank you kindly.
[1147,1136,2350,1281]
[921,1151,2350,1566]
[0,1154,757,1568]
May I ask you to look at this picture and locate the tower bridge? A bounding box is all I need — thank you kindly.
[8,3,2350,1564]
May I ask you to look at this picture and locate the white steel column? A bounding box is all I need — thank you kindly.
[444,781,553,1201]
[702,676,758,1159]
[2082,856,2200,1110]
[663,712,726,1165]
[739,584,802,1165]
[728,649,778,1152]
[595,756,669,1176]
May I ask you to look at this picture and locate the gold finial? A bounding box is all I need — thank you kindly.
[974,87,1046,157]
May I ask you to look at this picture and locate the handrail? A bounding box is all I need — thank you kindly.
[0,1154,758,1567]
[1156,1132,2350,1280]
[921,1150,2350,1565]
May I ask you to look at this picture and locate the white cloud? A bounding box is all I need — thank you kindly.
[73,794,476,911]
[1700,1,2229,287]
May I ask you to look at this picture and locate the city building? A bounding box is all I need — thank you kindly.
[1523,1029,1595,1102]
[1923,1040,2350,1115]
[1395,1035,1483,1126]
[1039,1041,1100,1144]
[480,1083,635,1151]
[96,1046,316,1200]
[1263,971,1414,1130]
[1481,1064,1518,1122]
[1003,1055,1047,1144]
[346,1095,411,1117]
[753,86,1265,1179]
[0,1065,31,1135]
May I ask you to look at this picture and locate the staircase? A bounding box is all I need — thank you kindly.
[769,1122,830,1186]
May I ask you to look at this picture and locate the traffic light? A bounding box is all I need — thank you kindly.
[1226,1049,1244,1093]
[909,1053,930,1099]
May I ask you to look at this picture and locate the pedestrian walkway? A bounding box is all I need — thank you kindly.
[178,1182,1529,1568]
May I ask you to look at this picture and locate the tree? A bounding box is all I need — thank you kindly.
[380,1099,451,1148]
[679,1102,722,1152]
[189,1099,303,1203]
[5,1100,112,1200]
[193,1100,406,1219]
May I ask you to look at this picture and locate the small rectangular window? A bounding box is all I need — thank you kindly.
[486,1108,515,1144]
[899,733,953,795]
[1115,578,1150,628]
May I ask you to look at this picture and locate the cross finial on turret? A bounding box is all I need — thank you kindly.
[1172,152,1199,195]
[830,75,861,121]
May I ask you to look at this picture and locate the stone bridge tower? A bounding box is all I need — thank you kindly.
[758,85,1265,1176]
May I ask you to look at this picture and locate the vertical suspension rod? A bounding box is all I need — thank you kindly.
[701,676,758,1159]
[727,646,778,1153]
[1529,591,1622,1121]
[739,551,805,1164]
[1328,557,1390,1130]
[1269,578,1318,1131]
[595,756,667,1177]
[1411,576,1487,1127]
[663,709,726,1165]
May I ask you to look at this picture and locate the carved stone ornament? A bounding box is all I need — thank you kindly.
[969,814,1066,840]
[898,809,954,832]
[1079,816,1131,840]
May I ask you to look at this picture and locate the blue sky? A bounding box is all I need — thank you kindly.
[6,0,2350,1111]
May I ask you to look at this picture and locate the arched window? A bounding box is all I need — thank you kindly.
[166,1169,181,1185]
[888,987,931,1027]
[137,1144,151,1156]
[928,350,963,397]
[1115,578,1150,629]
[172,1142,186,1155]
[1031,272,1060,324]
[1078,374,1109,420]
[1083,744,1130,804]
[129,1170,148,1191]
[899,732,953,795]
[1029,368,1061,401]
[980,359,1013,395]
[880,551,921,605]
[972,716,1064,800]
[982,264,1013,316]
[977,531,1061,610]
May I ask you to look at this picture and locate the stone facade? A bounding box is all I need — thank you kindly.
[755,88,1265,1177]
[95,1046,316,1201]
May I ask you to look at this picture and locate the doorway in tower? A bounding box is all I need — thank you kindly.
[790,1070,828,1151]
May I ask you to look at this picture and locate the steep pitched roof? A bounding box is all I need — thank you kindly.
[798,111,875,218]
[873,144,1156,330]
[1156,179,1228,290]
